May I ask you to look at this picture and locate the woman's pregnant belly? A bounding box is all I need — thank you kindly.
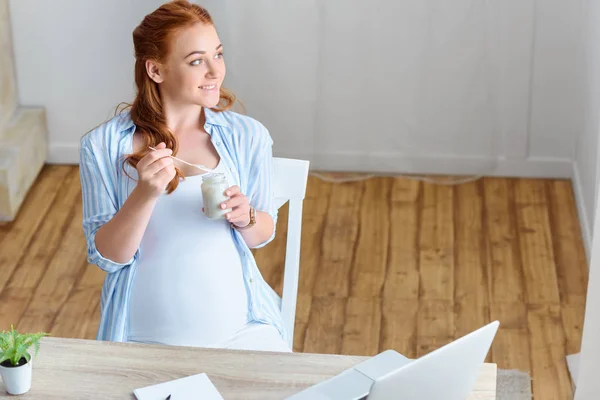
[127,178,249,347]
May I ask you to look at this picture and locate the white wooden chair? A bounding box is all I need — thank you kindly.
[272,157,310,350]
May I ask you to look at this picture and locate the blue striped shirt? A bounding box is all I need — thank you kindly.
[79,107,287,343]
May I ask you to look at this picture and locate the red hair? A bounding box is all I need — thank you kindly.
[122,0,235,193]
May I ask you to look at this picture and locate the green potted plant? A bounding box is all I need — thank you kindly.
[0,325,48,395]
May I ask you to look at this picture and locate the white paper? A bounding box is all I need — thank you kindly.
[133,373,224,400]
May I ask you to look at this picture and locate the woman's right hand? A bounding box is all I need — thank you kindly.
[135,142,176,199]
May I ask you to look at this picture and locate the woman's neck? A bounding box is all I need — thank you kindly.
[161,100,204,136]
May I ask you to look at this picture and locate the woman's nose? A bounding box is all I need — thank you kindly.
[205,61,222,79]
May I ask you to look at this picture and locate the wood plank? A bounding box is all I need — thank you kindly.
[0,166,70,297]
[546,180,588,305]
[514,180,561,305]
[0,167,80,331]
[313,182,364,298]
[51,262,105,340]
[489,302,531,373]
[383,178,420,300]
[416,300,454,357]
[414,180,454,357]
[380,298,418,358]
[292,293,312,352]
[528,304,572,400]
[546,180,588,361]
[252,202,288,297]
[350,178,390,298]
[454,180,489,338]
[561,303,586,356]
[297,176,332,294]
[419,183,454,300]
[514,178,547,204]
[341,297,381,356]
[417,182,454,358]
[290,176,332,352]
[303,296,347,354]
[17,195,89,333]
[0,221,9,243]
[482,178,525,303]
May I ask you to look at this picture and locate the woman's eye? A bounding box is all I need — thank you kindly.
[215,52,224,59]
[190,59,204,66]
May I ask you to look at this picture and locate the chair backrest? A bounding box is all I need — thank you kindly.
[272,157,310,350]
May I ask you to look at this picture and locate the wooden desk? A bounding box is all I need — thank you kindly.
[0,337,497,399]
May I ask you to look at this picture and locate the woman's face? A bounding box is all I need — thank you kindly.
[148,23,225,108]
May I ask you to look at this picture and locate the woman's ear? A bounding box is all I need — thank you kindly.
[146,60,165,84]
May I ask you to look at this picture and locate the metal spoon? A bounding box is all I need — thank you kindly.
[148,146,214,173]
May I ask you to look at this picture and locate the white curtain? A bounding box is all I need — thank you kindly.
[204,0,497,172]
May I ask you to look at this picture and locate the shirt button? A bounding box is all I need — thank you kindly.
[216,141,222,146]
[249,278,253,283]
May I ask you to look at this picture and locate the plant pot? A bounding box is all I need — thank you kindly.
[0,357,32,395]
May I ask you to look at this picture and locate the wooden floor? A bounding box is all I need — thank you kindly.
[0,166,589,399]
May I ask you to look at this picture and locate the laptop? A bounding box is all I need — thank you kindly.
[286,321,499,400]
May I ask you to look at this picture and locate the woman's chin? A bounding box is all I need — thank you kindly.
[197,94,221,109]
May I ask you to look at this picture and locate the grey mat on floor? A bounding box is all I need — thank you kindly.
[497,369,532,400]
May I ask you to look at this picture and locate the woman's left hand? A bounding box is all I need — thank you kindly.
[219,185,251,227]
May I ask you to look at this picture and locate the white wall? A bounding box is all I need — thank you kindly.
[573,0,600,258]
[8,0,585,180]
[574,144,600,398]
[573,3,600,395]
[7,0,169,162]
[214,0,585,178]
[528,0,585,161]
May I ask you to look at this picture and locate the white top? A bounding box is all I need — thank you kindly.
[212,322,292,352]
[128,160,249,347]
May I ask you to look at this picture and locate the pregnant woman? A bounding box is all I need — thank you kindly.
[79,0,290,352]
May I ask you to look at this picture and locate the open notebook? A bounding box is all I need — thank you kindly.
[133,373,224,400]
